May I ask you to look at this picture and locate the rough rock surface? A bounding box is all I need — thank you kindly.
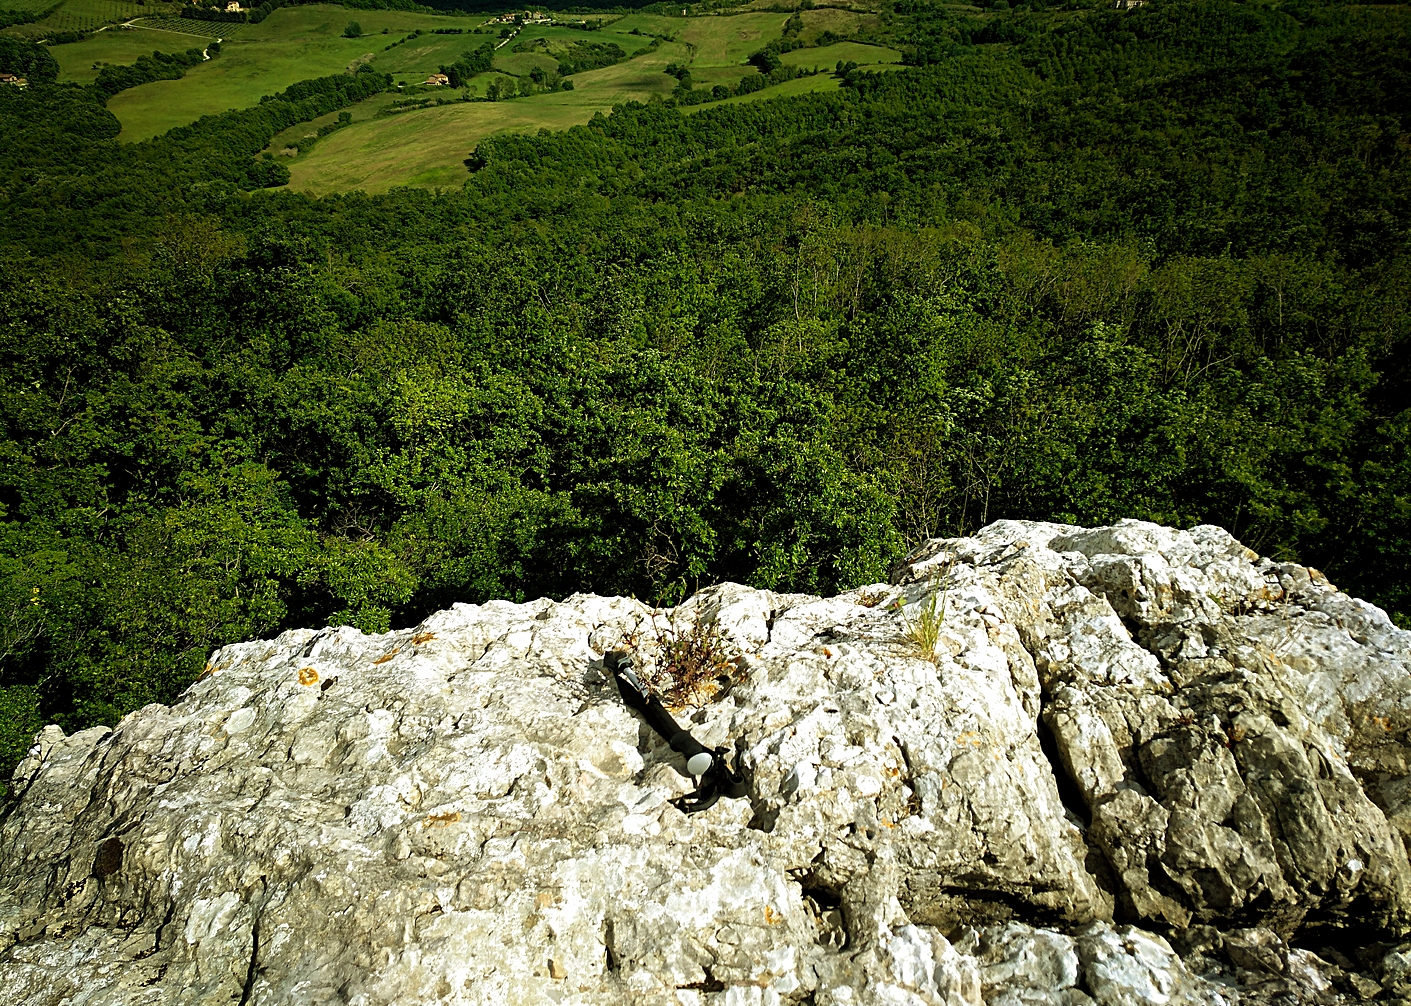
[3,519,1410,1005]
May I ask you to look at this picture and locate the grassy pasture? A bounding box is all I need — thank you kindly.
[237,4,477,40]
[688,63,758,88]
[373,33,493,79]
[110,41,383,139]
[686,68,843,110]
[679,12,790,67]
[265,85,401,152]
[79,2,882,192]
[463,69,516,93]
[608,12,792,66]
[780,41,902,71]
[506,23,658,66]
[52,24,212,81]
[794,7,867,44]
[512,23,643,47]
[91,5,671,141]
[492,50,558,78]
[103,4,486,139]
[279,10,887,194]
[606,13,686,38]
[285,45,684,194]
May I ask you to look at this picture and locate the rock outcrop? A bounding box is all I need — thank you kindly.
[3,519,1410,1005]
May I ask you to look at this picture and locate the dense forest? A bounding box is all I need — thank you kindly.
[0,0,1408,788]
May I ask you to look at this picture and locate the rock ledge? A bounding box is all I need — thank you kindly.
[4,519,1410,1005]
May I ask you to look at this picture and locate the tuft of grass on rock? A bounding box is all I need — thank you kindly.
[901,557,953,664]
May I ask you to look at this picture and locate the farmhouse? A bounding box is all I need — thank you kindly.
[424,72,450,85]
[0,73,27,87]
[487,10,551,25]
[225,1,244,9]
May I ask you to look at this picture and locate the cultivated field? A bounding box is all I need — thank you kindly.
[780,40,903,72]
[280,7,897,193]
[690,69,844,109]
[284,43,688,193]
[0,0,62,15]
[101,4,493,140]
[0,0,156,37]
[109,40,387,139]
[128,15,235,37]
[9,0,904,190]
[51,25,219,82]
[622,11,791,68]
[689,63,761,88]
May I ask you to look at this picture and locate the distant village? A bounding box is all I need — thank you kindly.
[483,10,554,26]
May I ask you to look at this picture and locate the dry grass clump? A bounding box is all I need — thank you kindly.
[637,613,742,709]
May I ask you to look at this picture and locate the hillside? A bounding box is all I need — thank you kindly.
[2,1,896,185]
[0,0,1408,822]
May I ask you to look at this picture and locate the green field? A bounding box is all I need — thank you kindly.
[54,2,890,188]
[108,37,384,139]
[280,10,894,193]
[689,69,845,109]
[237,4,485,44]
[656,11,789,67]
[264,86,401,153]
[491,50,558,78]
[52,25,217,82]
[780,40,903,72]
[284,46,686,193]
[792,7,872,44]
[238,4,475,39]
[104,4,488,140]
[372,31,495,80]
[689,63,760,88]
[369,24,659,86]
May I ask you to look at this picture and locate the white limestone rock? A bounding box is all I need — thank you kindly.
[2,519,1404,1005]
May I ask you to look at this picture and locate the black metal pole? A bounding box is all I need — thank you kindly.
[605,650,714,776]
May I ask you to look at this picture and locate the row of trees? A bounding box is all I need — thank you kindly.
[93,45,215,101]
[439,40,495,87]
[0,36,60,82]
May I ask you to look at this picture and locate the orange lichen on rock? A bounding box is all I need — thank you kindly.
[298,667,319,686]
[424,811,461,828]
[373,649,399,665]
[411,632,437,645]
